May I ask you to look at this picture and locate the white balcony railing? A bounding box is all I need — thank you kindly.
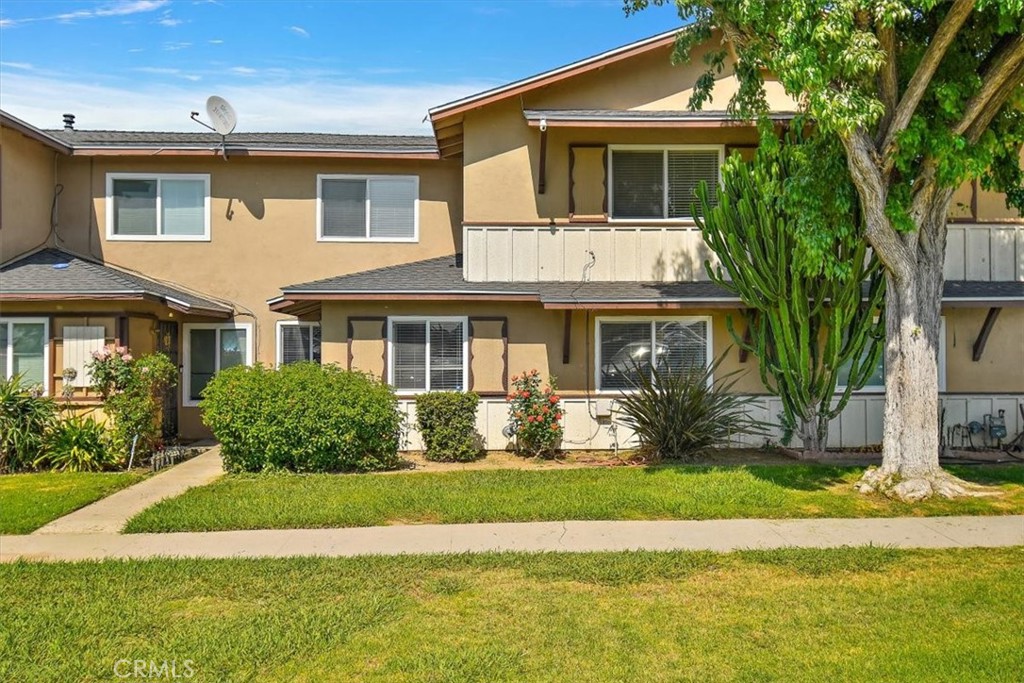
[464,223,1023,283]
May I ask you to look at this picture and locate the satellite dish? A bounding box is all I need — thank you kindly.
[206,95,237,136]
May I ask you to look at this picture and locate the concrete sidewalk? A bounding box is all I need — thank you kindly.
[4,515,1021,563]
[32,447,225,535]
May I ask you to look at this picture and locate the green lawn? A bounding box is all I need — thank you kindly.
[124,464,1024,533]
[0,471,146,535]
[1,547,1021,682]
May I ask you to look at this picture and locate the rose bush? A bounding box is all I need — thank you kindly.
[505,369,562,458]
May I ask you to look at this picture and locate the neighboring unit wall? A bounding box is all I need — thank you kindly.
[0,125,57,260]
[944,307,1024,393]
[52,154,463,367]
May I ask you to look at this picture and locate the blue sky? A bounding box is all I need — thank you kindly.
[0,1,682,133]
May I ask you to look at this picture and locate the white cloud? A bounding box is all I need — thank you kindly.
[162,41,192,51]
[289,25,309,38]
[0,61,33,70]
[0,71,496,134]
[208,39,223,44]
[229,66,258,75]
[3,0,170,27]
[157,17,182,27]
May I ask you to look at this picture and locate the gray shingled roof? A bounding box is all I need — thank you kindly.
[44,129,438,154]
[522,109,798,123]
[277,255,1024,305]
[277,255,740,304]
[1,249,232,316]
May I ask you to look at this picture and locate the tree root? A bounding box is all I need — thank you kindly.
[856,466,1000,502]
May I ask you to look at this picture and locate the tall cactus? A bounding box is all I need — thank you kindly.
[695,132,885,454]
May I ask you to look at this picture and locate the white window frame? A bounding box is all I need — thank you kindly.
[387,316,468,395]
[105,173,211,242]
[0,317,51,395]
[317,174,420,243]
[607,144,725,223]
[182,322,253,406]
[837,317,947,394]
[594,316,713,393]
[275,321,321,368]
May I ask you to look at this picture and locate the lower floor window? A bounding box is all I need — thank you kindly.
[184,323,252,404]
[277,322,321,366]
[0,318,49,392]
[597,317,710,391]
[388,317,467,392]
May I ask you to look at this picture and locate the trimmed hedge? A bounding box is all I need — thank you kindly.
[415,391,482,462]
[201,363,402,473]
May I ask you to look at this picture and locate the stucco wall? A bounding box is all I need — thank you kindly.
[944,307,1024,393]
[0,125,57,260]
[50,154,462,369]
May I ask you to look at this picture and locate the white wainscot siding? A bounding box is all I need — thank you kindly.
[944,224,1024,281]
[396,395,1023,451]
[464,225,722,283]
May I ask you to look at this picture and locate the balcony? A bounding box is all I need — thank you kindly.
[464,223,1023,283]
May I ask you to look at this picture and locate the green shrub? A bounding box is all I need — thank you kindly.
[38,414,116,472]
[506,370,563,458]
[616,351,767,460]
[201,362,402,473]
[0,374,58,472]
[415,391,482,462]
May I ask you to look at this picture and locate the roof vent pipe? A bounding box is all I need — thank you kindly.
[62,113,75,131]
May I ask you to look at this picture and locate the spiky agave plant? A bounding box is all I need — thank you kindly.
[616,351,767,460]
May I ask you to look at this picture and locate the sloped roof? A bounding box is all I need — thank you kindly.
[271,254,741,312]
[271,255,1024,313]
[0,248,233,316]
[522,109,798,127]
[42,129,438,158]
[0,110,72,153]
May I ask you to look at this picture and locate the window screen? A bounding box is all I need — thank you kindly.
[112,178,158,235]
[667,150,719,218]
[429,321,464,391]
[280,325,321,365]
[188,329,217,401]
[369,178,417,239]
[321,179,367,238]
[392,322,427,390]
[161,179,206,236]
[611,151,663,219]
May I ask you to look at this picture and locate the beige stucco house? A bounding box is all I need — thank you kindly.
[2,29,1022,449]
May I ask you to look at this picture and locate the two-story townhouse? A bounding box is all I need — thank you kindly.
[2,29,1022,449]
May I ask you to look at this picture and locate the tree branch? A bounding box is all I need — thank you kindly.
[879,0,974,163]
[842,128,916,282]
[955,35,1024,142]
[875,24,898,144]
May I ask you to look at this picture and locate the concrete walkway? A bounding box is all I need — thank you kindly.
[32,447,225,535]
[4,515,1021,563]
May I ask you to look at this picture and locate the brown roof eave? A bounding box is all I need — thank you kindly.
[0,112,73,154]
[69,147,440,160]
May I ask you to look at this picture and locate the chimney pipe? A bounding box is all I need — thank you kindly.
[62,113,75,131]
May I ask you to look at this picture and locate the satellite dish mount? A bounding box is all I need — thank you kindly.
[190,95,237,160]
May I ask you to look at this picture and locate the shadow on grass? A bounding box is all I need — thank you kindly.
[945,464,1024,487]
[640,462,854,492]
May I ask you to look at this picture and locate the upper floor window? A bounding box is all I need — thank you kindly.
[596,317,711,392]
[318,175,418,242]
[0,318,50,394]
[609,146,722,220]
[106,174,210,241]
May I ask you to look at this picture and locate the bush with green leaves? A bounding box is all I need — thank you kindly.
[506,370,563,458]
[0,374,59,472]
[38,414,116,472]
[201,362,402,473]
[89,349,177,463]
[616,352,767,460]
[415,391,482,462]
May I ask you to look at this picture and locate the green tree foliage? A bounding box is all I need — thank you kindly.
[696,131,885,452]
[625,0,1023,498]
